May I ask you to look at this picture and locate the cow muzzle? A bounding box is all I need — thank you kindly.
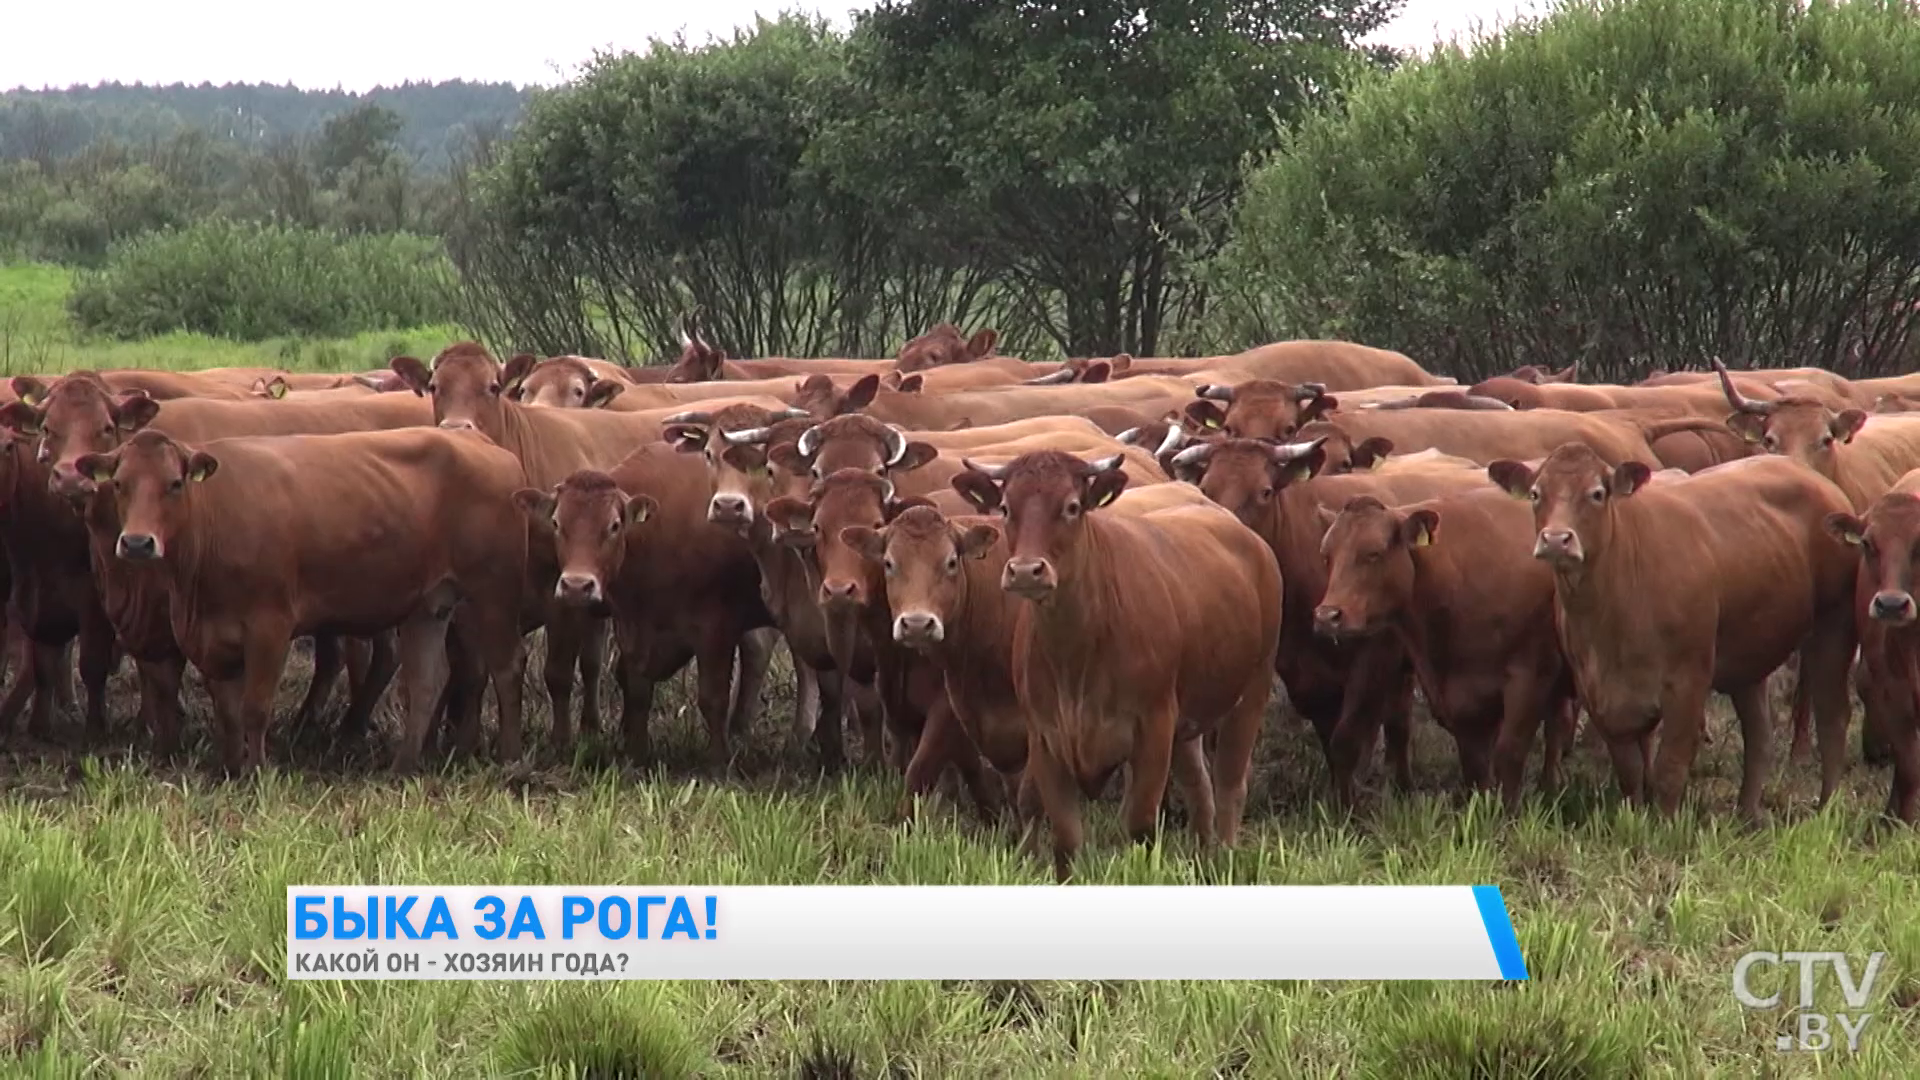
[893,611,944,646]
[1002,557,1058,599]
[437,418,478,432]
[116,532,161,561]
[1870,589,1917,625]
[1533,527,1583,563]
[707,493,752,528]
[554,573,603,604]
[1312,604,1350,639]
[47,463,93,501]
[819,579,863,609]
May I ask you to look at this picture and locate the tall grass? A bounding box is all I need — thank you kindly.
[67,222,456,342]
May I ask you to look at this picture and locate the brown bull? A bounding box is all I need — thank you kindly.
[1314,489,1575,807]
[1825,472,1920,822]
[1489,448,1859,818]
[77,428,528,773]
[1170,436,1491,803]
[515,457,775,764]
[951,452,1282,880]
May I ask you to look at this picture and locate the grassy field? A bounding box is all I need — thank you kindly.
[2,261,1918,1077]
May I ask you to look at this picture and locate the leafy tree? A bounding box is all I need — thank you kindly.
[820,0,1399,356]
[314,104,405,184]
[1209,0,1920,380]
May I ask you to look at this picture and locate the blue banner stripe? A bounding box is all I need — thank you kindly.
[1472,885,1529,980]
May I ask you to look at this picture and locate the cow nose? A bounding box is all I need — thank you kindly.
[1002,557,1056,596]
[1533,528,1581,561]
[1313,605,1343,636]
[438,418,476,432]
[1871,590,1916,623]
[117,532,158,560]
[708,494,749,523]
[47,463,89,498]
[555,573,601,603]
[820,580,860,606]
[894,612,943,644]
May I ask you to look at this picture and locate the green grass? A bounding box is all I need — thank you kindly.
[0,263,460,377]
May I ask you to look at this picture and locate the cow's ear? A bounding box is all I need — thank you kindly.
[1085,470,1128,510]
[897,374,924,394]
[390,355,432,396]
[624,493,658,527]
[767,442,808,475]
[10,376,49,407]
[884,495,936,522]
[1487,460,1535,499]
[1275,446,1326,487]
[1299,395,1336,424]
[1313,505,1340,532]
[512,487,556,523]
[1824,512,1866,548]
[842,525,886,563]
[765,496,816,547]
[951,470,1002,513]
[251,376,289,399]
[185,451,219,484]
[0,401,44,436]
[75,452,116,485]
[114,394,160,433]
[1833,409,1868,443]
[1108,353,1132,374]
[1611,461,1651,497]
[499,353,537,395]
[664,424,708,453]
[1401,508,1439,548]
[1352,437,1393,471]
[584,379,626,409]
[1079,360,1111,384]
[844,374,881,411]
[966,329,998,359]
[1185,400,1226,431]
[1725,411,1767,444]
[957,523,1001,560]
[894,442,939,473]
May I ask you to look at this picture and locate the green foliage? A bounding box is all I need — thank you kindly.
[66,223,456,341]
[1209,0,1920,379]
[494,988,707,1079]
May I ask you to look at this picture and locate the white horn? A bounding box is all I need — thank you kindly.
[1087,453,1123,473]
[1115,426,1142,445]
[797,425,823,458]
[1172,442,1215,467]
[1269,435,1329,462]
[1022,369,1076,386]
[1197,384,1236,403]
[778,407,809,420]
[1154,421,1185,458]
[883,425,907,466]
[1295,382,1327,401]
[663,410,712,425]
[962,458,1009,480]
[723,426,773,445]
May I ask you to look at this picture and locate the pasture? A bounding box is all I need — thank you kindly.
[0,264,1916,1077]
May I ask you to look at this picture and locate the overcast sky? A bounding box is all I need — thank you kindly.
[5,1,1543,94]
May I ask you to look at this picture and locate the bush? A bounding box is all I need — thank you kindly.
[1208,0,1920,381]
[68,220,455,341]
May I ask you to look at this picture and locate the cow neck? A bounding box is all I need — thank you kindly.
[1272,483,1325,608]
[487,401,541,475]
[164,478,230,612]
[1396,550,1452,721]
[1545,502,1642,646]
[1020,513,1125,655]
[933,549,1011,679]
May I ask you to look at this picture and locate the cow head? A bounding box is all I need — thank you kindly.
[768,414,938,484]
[390,342,525,436]
[1117,420,1207,476]
[1826,495,1920,626]
[512,471,656,606]
[765,468,926,611]
[664,321,730,382]
[792,373,882,420]
[1165,436,1327,533]
[843,504,1002,649]
[1183,379,1334,441]
[509,357,627,411]
[1468,376,1548,410]
[1312,495,1436,640]
[1508,362,1578,385]
[1489,443,1650,569]
[951,450,1132,601]
[896,323,998,373]
[663,404,811,531]
[74,429,217,562]
[1712,357,1863,478]
[250,375,292,400]
[0,373,161,501]
[1291,421,1395,475]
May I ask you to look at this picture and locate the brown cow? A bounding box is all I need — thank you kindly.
[861,376,1197,433]
[1298,407,1727,471]
[1110,340,1450,390]
[515,457,775,764]
[1314,489,1575,806]
[1183,380,1338,440]
[76,428,529,773]
[1824,471,1920,822]
[950,453,1282,879]
[1169,436,1492,802]
[1488,449,1858,818]
[507,356,628,411]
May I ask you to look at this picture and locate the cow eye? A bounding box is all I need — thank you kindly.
[1528,489,1540,502]
[883,556,896,575]
[1257,487,1274,502]
[488,382,502,395]
[168,479,184,493]
[606,518,621,536]
[1589,488,1605,503]
[1821,435,1835,448]
[1281,425,1296,437]
[101,424,114,436]
[810,465,822,480]
[1064,500,1081,519]
[1763,436,1778,450]
[944,554,959,574]
[425,381,437,394]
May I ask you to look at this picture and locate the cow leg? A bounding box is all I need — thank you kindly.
[0,624,34,733]
[1648,680,1711,816]
[1858,662,1895,767]
[901,696,997,821]
[574,617,609,737]
[235,634,293,776]
[791,660,821,747]
[340,632,399,748]
[1025,735,1085,882]
[203,674,246,775]
[1169,735,1216,850]
[694,628,735,768]
[1727,682,1773,823]
[393,614,453,773]
[1323,647,1404,807]
[78,612,116,741]
[613,621,659,765]
[812,665,847,772]
[48,640,78,723]
[730,627,776,737]
[291,635,345,740]
[1120,713,1178,847]
[1211,673,1270,847]
[27,640,65,739]
[1492,668,1550,809]
[475,627,527,769]
[1886,671,1920,823]
[137,657,186,760]
[542,616,584,753]
[1599,718,1649,806]
[1787,666,1813,763]
[440,629,491,762]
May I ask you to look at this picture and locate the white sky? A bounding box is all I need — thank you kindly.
[4,1,1542,94]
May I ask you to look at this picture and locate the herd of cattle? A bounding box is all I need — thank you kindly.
[4,322,1920,877]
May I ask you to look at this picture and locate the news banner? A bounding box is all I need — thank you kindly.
[288,884,1529,980]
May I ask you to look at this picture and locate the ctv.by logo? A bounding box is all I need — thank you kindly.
[1733,951,1887,1053]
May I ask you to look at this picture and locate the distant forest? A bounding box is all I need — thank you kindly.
[0,81,532,171]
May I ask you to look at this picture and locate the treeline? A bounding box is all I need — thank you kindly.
[452,0,1920,379]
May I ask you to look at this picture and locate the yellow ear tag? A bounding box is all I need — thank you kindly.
[1204,416,1221,429]
[1411,527,1432,547]
[188,465,211,483]
[90,465,113,483]
[270,380,288,399]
